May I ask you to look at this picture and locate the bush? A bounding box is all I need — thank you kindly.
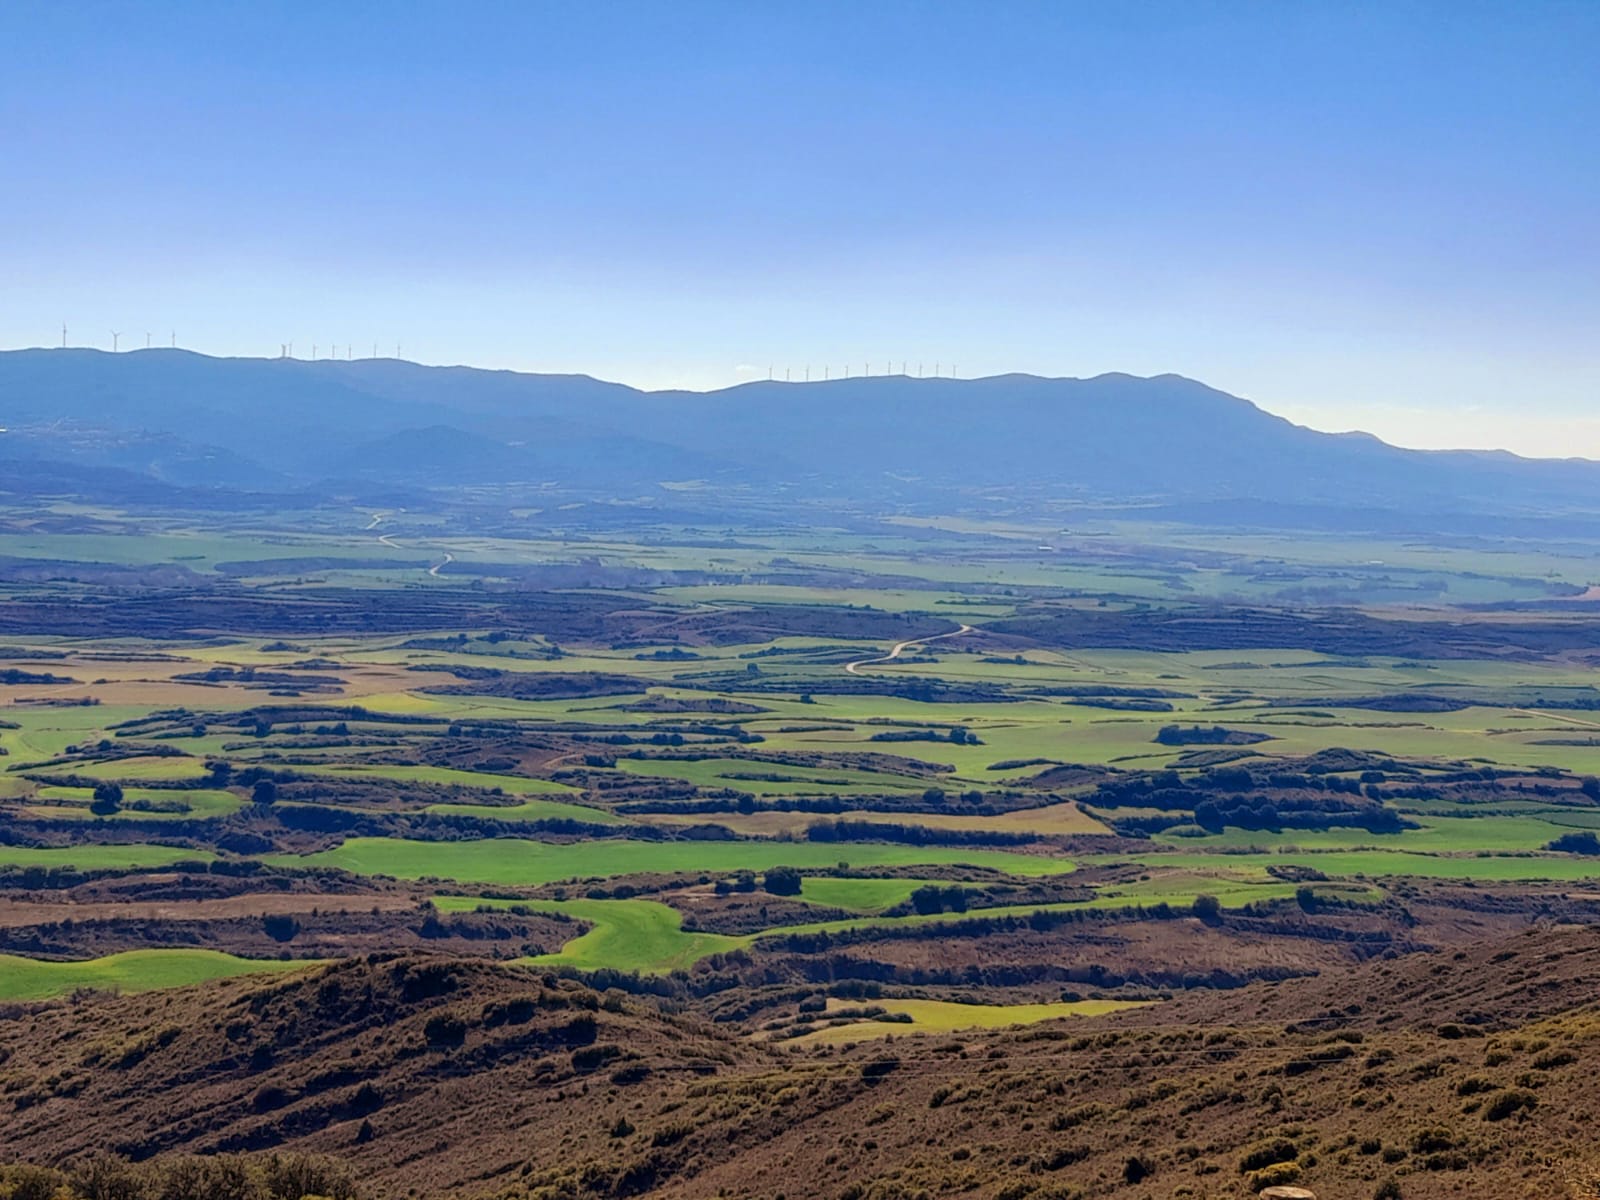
[0,1164,69,1200]
[90,782,123,816]
[1484,1088,1538,1121]
[1239,1138,1299,1173]
[1248,1162,1302,1190]
[422,1013,468,1048]
[1547,831,1600,855]
[262,914,299,943]
[763,865,802,896]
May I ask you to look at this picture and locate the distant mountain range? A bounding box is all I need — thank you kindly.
[2,348,1597,527]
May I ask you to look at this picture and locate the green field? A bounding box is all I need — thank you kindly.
[1147,848,1600,882]
[435,895,742,973]
[12,506,1600,993]
[436,869,1317,974]
[422,797,627,824]
[1157,814,1578,854]
[0,844,215,871]
[0,949,311,1001]
[275,837,1073,887]
[27,786,243,821]
[797,876,952,911]
[300,764,582,794]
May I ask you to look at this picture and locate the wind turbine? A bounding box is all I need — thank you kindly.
[170,330,176,348]
[145,332,152,349]
[61,323,66,349]
[111,331,121,352]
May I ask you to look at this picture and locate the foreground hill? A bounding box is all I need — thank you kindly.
[3,349,1599,524]
[5,929,1600,1198]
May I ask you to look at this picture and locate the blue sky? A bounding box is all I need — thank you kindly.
[2,1,1596,455]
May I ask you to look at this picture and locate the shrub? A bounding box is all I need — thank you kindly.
[1484,1089,1538,1121]
[1239,1138,1299,1173]
[262,914,299,943]
[1533,1049,1577,1070]
[1547,831,1600,855]
[422,1013,468,1048]
[763,865,802,896]
[860,1056,900,1081]
[1249,1162,1302,1190]
[89,782,123,816]
[1410,1128,1456,1154]
[0,1165,68,1200]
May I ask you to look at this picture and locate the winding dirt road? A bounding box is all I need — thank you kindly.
[843,624,973,675]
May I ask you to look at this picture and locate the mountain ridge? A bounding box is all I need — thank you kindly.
[2,349,1596,524]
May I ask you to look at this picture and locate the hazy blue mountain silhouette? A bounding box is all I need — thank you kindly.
[2,348,1596,521]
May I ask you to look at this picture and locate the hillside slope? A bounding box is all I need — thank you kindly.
[6,931,1600,1198]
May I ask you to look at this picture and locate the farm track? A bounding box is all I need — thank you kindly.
[843,624,973,675]
[1511,706,1600,731]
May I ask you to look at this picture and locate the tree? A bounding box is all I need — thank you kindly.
[922,787,947,806]
[252,779,278,805]
[262,914,299,943]
[1191,893,1222,921]
[1548,831,1600,855]
[89,782,123,816]
[1582,776,1600,802]
[764,865,803,896]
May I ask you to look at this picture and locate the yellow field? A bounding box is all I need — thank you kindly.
[791,996,1155,1043]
